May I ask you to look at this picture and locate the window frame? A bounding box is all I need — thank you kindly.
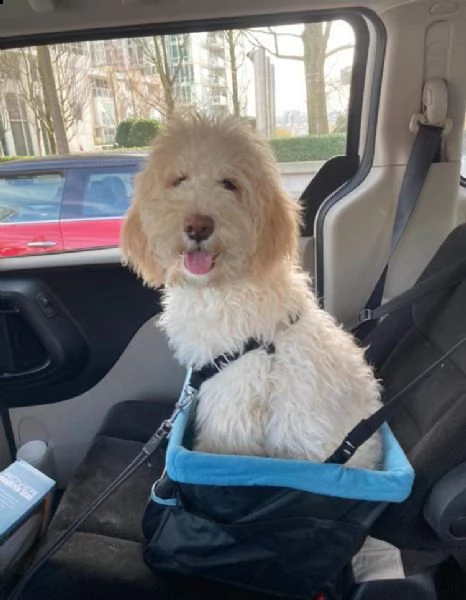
[59,164,140,222]
[0,9,374,161]
[0,8,385,270]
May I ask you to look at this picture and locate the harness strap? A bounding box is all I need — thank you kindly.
[189,339,276,391]
[189,313,300,391]
[350,256,466,335]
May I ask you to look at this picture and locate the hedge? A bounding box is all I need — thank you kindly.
[115,118,160,148]
[0,133,347,165]
[115,119,135,148]
[269,134,346,163]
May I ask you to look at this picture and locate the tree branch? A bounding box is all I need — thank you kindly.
[244,30,303,61]
[250,27,303,40]
[325,43,354,59]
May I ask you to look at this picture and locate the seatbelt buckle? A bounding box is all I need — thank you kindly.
[358,308,373,325]
[409,78,452,136]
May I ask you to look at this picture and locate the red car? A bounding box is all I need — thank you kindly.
[0,154,146,258]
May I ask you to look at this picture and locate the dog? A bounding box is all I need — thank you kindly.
[120,113,382,469]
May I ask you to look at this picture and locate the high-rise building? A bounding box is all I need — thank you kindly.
[0,31,245,156]
[247,47,276,137]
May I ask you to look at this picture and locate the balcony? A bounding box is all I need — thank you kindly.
[210,78,226,88]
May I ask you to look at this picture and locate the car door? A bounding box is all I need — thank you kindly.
[0,171,65,258]
[59,164,139,252]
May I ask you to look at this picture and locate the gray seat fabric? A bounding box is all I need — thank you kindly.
[50,436,161,542]
[370,224,466,551]
[21,400,277,600]
[18,395,466,599]
[49,400,172,543]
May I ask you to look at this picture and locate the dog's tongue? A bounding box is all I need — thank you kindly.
[184,250,214,275]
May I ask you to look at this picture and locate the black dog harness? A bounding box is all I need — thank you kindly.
[189,314,300,391]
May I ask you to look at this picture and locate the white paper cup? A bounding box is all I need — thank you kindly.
[16,440,54,478]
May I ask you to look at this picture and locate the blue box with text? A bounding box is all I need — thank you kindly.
[0,460,55,545]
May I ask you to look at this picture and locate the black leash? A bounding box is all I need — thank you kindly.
[7,332,280,599]
[7,385,195,600]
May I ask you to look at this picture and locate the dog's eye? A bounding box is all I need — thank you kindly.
[220,179,237,192]
[172,175,187,187]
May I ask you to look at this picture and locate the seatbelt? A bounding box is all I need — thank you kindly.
[356,123,442,340]
[349,256,466,334]
[355,79,451,338]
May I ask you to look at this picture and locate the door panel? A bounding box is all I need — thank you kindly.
[60,166,136,252]
[0,171,65,257]
[0,263,163,408]
[0,277,89,392]
[0,222,63,257]
[0,257,184,486]
[9,317,184,487]
[60,218,122,252]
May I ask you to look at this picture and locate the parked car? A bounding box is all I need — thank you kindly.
[0,154,146,257]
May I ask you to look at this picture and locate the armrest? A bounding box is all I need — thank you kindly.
[424,461,466,542]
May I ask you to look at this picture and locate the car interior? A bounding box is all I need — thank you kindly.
[2,0,466,598]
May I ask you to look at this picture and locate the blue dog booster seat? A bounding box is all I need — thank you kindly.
[142,375,414,600]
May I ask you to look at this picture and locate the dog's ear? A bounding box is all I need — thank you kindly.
[120,204,165,288]
[251,185,302,276]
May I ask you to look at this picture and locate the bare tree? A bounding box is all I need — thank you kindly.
[140,34,192,118]
[51,44,91,140]
[0,70,10,156]
[37,45,69,154]
[246,23,354,134]
[0,108,9,156]
[0,46,73,154]
[0,48,52,153]
[223,30,249,117]
[118,62,160,120]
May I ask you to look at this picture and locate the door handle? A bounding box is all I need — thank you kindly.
[26,241,57,249]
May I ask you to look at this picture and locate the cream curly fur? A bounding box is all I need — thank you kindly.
[121,113,382,469]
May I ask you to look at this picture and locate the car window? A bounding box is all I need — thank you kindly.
[61,168,137,220]
[0,173,64,223]
[0,17,359,255]
[80,170,134,218]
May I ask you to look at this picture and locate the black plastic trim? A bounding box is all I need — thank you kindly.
[1,408,16,460]
[0,10,373,52]
[346,12,369,157]
[315,11,387,304]
[0,264,161,409]
[0,278,90,391]
[301,155,360,237]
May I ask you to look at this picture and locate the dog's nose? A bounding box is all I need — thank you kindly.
[184,214,215,243]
